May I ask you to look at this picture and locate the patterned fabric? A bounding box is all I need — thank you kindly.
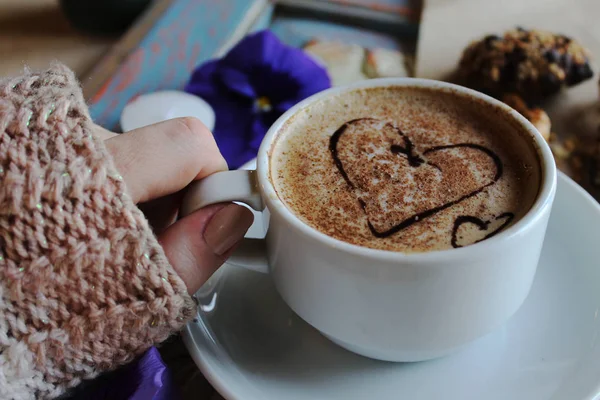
[0,64,194,399]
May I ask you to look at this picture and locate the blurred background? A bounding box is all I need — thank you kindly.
[0,0,122,78]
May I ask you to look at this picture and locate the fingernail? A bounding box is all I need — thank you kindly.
[204,204,254,255]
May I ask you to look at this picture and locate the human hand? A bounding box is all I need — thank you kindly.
[97,117,254,294]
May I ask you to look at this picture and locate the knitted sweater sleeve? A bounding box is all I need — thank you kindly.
[0,65,195,399]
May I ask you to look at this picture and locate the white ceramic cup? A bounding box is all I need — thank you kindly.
[180,78,557,362]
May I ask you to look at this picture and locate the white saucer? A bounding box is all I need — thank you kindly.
[183,160,600,400]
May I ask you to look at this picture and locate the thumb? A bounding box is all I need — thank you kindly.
[158,203,254,294]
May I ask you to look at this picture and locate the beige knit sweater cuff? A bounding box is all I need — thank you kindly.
[0,64,195,399]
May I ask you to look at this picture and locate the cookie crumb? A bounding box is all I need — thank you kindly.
[502,93,551,140]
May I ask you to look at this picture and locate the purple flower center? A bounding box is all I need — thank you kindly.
[253,96,272,113]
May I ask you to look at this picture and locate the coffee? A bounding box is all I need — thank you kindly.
[270,86,541,252]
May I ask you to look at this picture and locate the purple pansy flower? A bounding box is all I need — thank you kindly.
[185,30,331,168]
[69,347,179,400]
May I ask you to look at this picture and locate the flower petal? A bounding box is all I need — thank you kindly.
[250,116,271,150]
[66,347,179,400]
[187,59,219,85]
[186,61,256,168]
[222,30,284,71]
[222,30,330,101]
[238,35,330,106]
[267,46,331,104]
[210,96,255,168]
[185,60,222,99]
[217,65,256,98]
[129,348,174,400]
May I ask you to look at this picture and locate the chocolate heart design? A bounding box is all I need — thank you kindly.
[330,118,508,242]
[451,213,515,248]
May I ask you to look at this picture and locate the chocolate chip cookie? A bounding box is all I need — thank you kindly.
[459,28,593,102]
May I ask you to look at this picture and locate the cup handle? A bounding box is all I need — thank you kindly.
[180,170,269,273]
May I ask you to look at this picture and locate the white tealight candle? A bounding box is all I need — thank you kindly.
[120,90,216,132]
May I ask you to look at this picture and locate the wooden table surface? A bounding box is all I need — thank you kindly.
[0,0,113,79]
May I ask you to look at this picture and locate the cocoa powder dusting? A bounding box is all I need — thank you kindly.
[270,87,541,252]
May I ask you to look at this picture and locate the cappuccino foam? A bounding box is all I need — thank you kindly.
[270,86,541,252]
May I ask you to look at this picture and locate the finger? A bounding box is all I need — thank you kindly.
[158,203,254,294]
[93,124,119,140]
[105,117,228,203]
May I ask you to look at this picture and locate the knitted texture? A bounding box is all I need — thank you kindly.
[0,64,195,399]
